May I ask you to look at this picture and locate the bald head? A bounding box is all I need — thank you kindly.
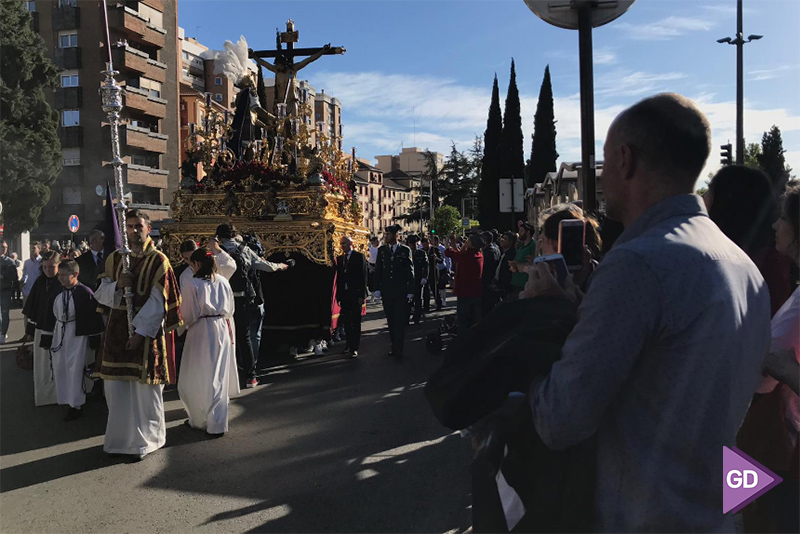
[610,93,711,190]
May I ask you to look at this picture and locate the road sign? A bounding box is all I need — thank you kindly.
[499,178,525,213]
[462,218,470,227]
[68,214,80,234]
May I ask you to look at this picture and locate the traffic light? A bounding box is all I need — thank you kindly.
[720,143,733,166]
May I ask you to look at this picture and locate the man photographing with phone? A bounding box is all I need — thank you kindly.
[523,93,771,532]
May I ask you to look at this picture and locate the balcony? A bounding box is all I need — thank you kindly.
[124,164,169,190]
[181,71,205,91]
[59,126,83,148]
[107,6,166,48]
[121,125,168,154]
[123,86,166,119]
[111,46,167,83]
[54,47,81,70]
[54,86,82,109]
[52,5,80,31]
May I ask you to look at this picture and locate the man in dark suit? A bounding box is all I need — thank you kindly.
[374,225,415,359]
[76,229,105,291]
[336,236,368,358]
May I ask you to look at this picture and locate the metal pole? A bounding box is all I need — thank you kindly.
[577,2,597,214]
[736,0,744,165]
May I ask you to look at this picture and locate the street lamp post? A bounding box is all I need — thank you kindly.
[717,0,762,165]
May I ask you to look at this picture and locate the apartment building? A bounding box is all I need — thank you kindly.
[375,146,444,177]
[353,162,421,237]
[29,0,179,239]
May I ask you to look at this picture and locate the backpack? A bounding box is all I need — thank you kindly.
[227,244,258,303]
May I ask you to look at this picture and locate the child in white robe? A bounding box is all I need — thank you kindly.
[40,260,104,420]
[178,248,239,435]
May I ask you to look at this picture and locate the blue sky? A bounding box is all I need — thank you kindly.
[178,0,800,184]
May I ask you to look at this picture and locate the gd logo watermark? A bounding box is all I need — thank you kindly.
[723,446,782,514]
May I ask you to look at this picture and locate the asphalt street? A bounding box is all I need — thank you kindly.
[0,300,472,533]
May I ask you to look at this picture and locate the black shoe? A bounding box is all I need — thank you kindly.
[206,431,225,438]
[64,407,82,421]
[395,351,404,360]
[349,350,358,359]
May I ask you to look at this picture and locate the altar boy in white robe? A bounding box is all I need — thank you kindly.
[39,260,104,421]
[178,248,238,435]
[22,250,63,407]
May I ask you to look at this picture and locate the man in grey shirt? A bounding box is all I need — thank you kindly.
[525,93,771,532]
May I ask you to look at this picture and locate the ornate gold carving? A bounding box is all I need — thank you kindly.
[164,185,368,267]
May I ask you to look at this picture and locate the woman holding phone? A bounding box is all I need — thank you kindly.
[536,204,602,291]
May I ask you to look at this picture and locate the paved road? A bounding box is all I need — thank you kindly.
[0,302,472,533]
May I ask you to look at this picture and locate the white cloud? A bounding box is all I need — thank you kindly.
[594,47,618,65]
[615,16,716,40]
[595,69,688,98]
[748,65,798,82]
[315,70,799,181]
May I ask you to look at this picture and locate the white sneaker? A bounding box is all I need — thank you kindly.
[305,342,315,353]
[321,340,328,351]
[314,344,324,356]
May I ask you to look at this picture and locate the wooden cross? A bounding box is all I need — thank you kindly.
[248,20,345,113]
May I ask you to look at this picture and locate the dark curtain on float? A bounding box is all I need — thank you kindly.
[259,251,335,359]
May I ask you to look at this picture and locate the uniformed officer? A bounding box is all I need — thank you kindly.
[406,235,429,325]
[373,225,414,359]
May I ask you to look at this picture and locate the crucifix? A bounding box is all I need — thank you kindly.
[249,20,345,116]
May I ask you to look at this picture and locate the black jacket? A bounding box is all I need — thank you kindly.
[76,250,103,291]
[374,243,415,298]
[481,243,501,288]
[336,250,368,300]
[425,297,595,533]
[22,274,62,335]
[39,283,105,350]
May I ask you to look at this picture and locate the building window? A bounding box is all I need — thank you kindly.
[137,3,163,27]
[130,154,160,168]
[62,186,81,204]
[62,148,80,166]
[61,72,79,87]
[215,93,223,102]
[61,109,79,127]
[24,1,35,11]
[215,77,222,86]
[58,0,77,6]
[182,51,189,60]
[138,77,161,98]
[58,32,78,48]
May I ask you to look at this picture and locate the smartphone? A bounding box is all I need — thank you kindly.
[558,219,586,273]
[533,253,569,287]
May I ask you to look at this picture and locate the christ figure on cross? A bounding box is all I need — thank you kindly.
[249,20,345,116]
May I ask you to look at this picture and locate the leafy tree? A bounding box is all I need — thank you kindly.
[477,74,502,231]
[526,65,559,187]
[433,205,462,237]
[757,125,793,193]
[744,142,761,169]
[256,66,268,110]
[0,0,61,234]
[441,142,476,209]
[498,59,525,231]
[397,149,443,228]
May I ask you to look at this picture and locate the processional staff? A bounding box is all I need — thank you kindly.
[100,0,135,336]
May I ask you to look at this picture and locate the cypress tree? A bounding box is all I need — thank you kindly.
[0,0,61,234]
[526,65,559,187]
[498,60,525,230]
[477,74,502,230]
[256,66,268,110]
[757,125,793,193]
